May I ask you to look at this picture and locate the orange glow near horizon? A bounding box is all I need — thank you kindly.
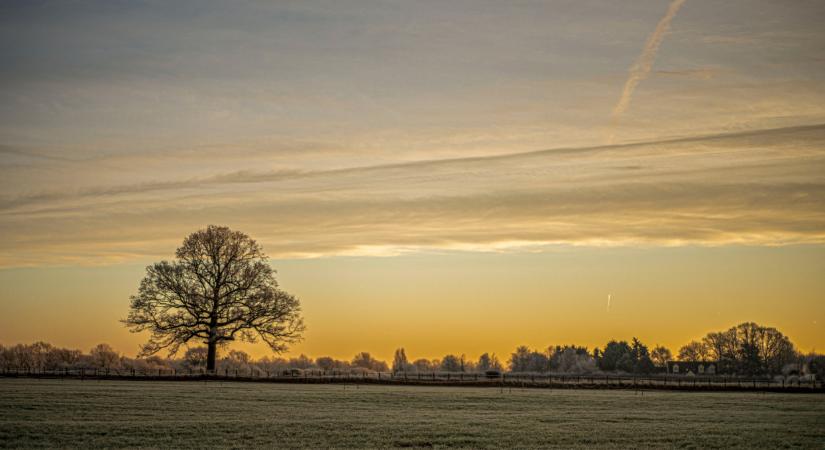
[1,246,823,363]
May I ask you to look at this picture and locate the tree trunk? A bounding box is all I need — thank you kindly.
[206,341,217,372]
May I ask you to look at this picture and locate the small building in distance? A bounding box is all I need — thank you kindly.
[666,361,718,375]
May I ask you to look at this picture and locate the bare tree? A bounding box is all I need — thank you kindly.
[650,345,672,368]
[351,352,388,372]
[678,340,709,362]
[89,343,121,369]
[124,225,305,371]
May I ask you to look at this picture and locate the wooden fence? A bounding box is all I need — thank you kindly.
[2,367,822,392]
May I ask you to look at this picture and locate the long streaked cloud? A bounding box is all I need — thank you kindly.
[608,0,687,143]
[3,123,821,212]
[1,124,824,267]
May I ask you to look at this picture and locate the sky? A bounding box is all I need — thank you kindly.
[1,0,824,362]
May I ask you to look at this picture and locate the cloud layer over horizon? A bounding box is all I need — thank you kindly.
[2,0,825,267]
[2,124,824,267]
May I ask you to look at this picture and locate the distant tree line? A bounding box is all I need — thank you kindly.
[2,322,822,379]
[676,322,797,376]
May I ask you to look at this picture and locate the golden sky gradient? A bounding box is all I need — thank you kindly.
[1,0,824,361]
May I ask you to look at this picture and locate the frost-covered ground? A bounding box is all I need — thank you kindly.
[0,379,822,448]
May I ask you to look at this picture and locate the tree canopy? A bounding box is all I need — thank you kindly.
[124,225,304,370]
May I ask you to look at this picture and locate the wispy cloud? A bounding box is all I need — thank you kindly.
[1,124,824,267]
[608,0,687,144]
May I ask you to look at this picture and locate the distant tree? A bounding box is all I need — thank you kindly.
[316,356,335,371]
[257,356,290,372]
[702,330,735,361]
[288,354,314,369]
[599,340,632,371]
[143,355,168,369]
[476,353,502,372]
[440,354,463,372]
[678,341,709,362]
[509,346,532,372]
[183,347,208,369]
[49,347,83,369]
[808,354,825,381]
[89,343,120,369]
[459,354,473,372]
[351,352,388,372]
[412,358,436,372]
[677,322,797,375]
[551,346,597,374]
[528,350,550,372]
[392,348,409,373]
[592,347,602,366]
[508,346,550,372]
[630,338,655,374]
[650,345,672,368]
[219,349,252,372]
[730,322,795,375]
[616,353,635,372]
[124,225,305,372]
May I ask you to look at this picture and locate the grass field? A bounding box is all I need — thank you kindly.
[1,379,823,448]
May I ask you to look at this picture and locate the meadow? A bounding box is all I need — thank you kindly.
[0,378,823,448]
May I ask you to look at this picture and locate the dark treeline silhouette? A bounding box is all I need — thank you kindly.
[676,322,797,376]
[2,322,823,380]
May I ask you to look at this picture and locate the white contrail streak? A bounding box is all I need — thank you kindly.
[608,0,687,144]
[607,294,612,312]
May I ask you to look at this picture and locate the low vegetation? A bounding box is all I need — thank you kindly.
[1,379,823,448]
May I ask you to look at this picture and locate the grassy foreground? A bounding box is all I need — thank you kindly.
[1,379,823,448]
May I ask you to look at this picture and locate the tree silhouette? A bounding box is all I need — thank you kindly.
[124,225,304,371]
[678,340,709,362]
[650,345,672,367]
[392,348,409,373]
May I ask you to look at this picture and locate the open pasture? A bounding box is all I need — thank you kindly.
[1,378,823,448]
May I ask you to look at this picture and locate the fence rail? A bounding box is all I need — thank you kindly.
[2,367,822,392]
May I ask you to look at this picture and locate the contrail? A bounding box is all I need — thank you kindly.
[608,0,687,144]
[607,294,612,312]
